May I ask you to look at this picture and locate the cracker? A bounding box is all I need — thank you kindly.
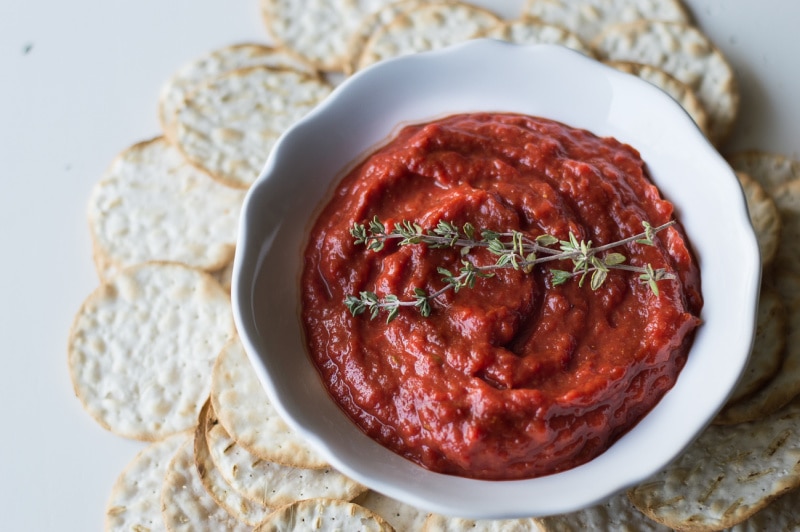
[735,170,782,266]
[628,398,800,530]
[68,262,234,440]
[356,2,501,70]
[161,440,250,532]
[715,269,800,424]
[194,400,271,526]
[606,61,710,138]
[88,137,245,279]
[344,0,427,75]
[105,431,189,531]
[728,486,800,531]
[422,513,541,531]
[767,180,800,274]
[173,66,331,189]
[729,153,800,275]
[728,150,800,195]
[592,20,739,145]
[772,264,800,306]
[205,398,365,508]
[534,491,670,531]
[158,43,316,144]
[254,498,395,531]
[260,0,399,71]
[353,491,430,531]
[725,286,785,404]
[521,0,690,44]
[482,16,593,56]
[210,338,327,468]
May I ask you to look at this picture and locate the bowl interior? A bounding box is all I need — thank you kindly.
[232,40,761,518]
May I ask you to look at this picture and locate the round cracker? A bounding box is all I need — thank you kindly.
[343,0,428,75]
[194,400,271,526]
[260,0,400,71]
[161,440,250,532]
[423,513,541,531]
[68,262,235,440]
[606,61,710,138]
[205,398,364,508]
[534,491,670,531]
[88,137,245,279]
[592,20,739,145]
[767,180,800,275]
[735,170,782,266]
[105,431,190,531]
[353,491,431,532]
[159,43,317,144]
[210,338,327,468]
[254,498,395,532]
[521,0,691,44]
[482,16,593,56]
[356,2,502,70]
[724,286,786,404]
[728,150,800,195]
[173,65,332,189]
[715,269,800,424]
[629,398,800,530]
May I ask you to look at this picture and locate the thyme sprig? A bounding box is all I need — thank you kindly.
[344,218,677,323]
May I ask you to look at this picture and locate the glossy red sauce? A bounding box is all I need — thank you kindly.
[301,113,702,480]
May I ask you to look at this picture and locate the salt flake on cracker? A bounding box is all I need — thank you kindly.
[68,262,235,440]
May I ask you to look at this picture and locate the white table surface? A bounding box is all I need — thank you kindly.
[1,0,797,529]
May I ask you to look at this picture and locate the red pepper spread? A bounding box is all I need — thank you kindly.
[301,113,702,480]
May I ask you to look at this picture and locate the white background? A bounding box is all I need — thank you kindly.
[1,0,797,529]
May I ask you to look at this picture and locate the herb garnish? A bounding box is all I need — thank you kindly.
[344,218,677,323]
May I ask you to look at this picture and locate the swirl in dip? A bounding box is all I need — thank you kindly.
[301,113,702,480]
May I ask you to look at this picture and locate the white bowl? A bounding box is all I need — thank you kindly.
[232,40,760,519]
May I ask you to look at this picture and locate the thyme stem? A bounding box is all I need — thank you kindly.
[344,218,677,322]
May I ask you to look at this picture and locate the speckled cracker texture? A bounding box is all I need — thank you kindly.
[68,262,234,440]
[173,66,331,189]
[88,137,245,278]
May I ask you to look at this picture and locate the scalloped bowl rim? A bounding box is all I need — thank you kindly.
[232,40,760,519]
